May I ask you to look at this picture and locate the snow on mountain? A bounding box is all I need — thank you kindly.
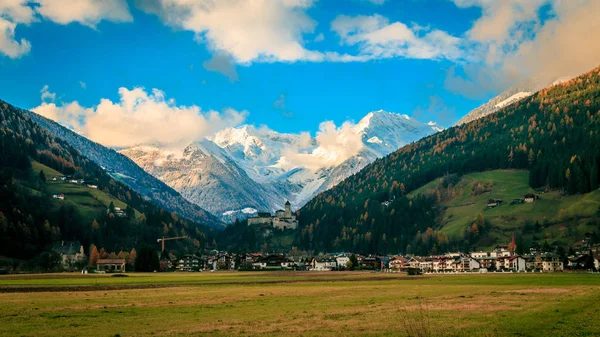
[456,74,575,126]
[120,110,442,221]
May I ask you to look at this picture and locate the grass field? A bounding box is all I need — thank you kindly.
[409,170,600,248]
[1,272,599,337]
[31,160,140,222]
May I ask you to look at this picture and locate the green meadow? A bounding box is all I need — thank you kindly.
[31,160,140,222]
[409,170,600,248]
[1,272,599,337]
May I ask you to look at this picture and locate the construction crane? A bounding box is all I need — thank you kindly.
[157,235,188,252]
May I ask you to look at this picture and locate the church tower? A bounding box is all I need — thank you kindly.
[284,200,292,218]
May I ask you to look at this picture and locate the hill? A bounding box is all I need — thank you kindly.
[297,65,600,255]
[21,107,221,228]
[0,100,215,266]
[408,170,600,251]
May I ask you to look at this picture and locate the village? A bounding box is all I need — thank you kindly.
[48,234,600,275]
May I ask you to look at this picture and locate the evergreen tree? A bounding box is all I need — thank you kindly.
[135,245,160,272]
[38,169,46,182]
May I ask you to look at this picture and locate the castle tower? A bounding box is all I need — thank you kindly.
[284,200,292,218]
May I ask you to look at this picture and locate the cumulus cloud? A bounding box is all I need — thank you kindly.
[0,17,30,58]
[136,0,323,64]
[281,121,364,170]
[0,0,131,58]
[446,0,600,96]
[34,0,132,28]
[330,14,464,62]
[32,86,247,148]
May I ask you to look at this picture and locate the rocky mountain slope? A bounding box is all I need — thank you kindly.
[120,110,443,221]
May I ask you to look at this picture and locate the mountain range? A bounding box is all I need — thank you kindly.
[119,111,443,221]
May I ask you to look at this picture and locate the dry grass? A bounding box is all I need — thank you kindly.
[1,272,600,336]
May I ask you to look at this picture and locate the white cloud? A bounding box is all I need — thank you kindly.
[446,0,600,96]
[40,84,55,102]
[137,0,323,64]
[363,0,387,5]
[330,14,464,62]
[79,81,87,89]
[35,0,132,28]
[32,86,248,148]
[0,0,132,58]
[282,120,364,170]
[0,17,30,58]
[0,0,36,24]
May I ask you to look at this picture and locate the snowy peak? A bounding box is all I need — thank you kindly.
[120,109,443,220]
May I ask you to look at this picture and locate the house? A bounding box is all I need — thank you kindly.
[97,259,126,273]
[594,255,600,271]
[253,255,294,270]
[177,254,202,272]
[506,256,526,272]
[388,256,409,271]
[535,253,563,272]
[52,177,57,181]
[487,198,502,208]
[52,194,65,200]
[471,251,492,259]
[247,201,298,230]
[494,244,513,257]
[107,207,127,218]
[521,194,537,203]
[311,256,337,271]
[360,256,380,270]
[52,241,86,269]
[87,184,98,189]
[335,255,350,269]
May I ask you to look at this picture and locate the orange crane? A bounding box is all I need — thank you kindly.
[157,235,188,252]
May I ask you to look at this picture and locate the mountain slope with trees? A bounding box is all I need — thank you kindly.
[297,65,600,255]
[0,100,215,267]
[22,108,221,228]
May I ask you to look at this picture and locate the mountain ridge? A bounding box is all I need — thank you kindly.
[119,110,443,220]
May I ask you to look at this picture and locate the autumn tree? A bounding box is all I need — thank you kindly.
[89,245,100,266]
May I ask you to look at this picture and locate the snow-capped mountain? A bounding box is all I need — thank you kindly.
[119,110,442,221]
[456,75,573,126]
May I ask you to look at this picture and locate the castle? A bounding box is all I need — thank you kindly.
[247,201,298,230]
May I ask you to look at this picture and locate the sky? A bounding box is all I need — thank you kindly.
[1,0,600,150]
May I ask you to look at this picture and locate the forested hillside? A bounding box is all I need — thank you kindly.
[23,108,221,228]
[0,101,215,266]
[297,66,600,255]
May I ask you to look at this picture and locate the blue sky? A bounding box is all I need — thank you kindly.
[0,0,598,147]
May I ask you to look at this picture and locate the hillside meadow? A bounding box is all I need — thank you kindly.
[408,170,600,249]
[1,272,599,337]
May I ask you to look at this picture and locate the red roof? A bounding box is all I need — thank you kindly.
[97,259,126,264]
